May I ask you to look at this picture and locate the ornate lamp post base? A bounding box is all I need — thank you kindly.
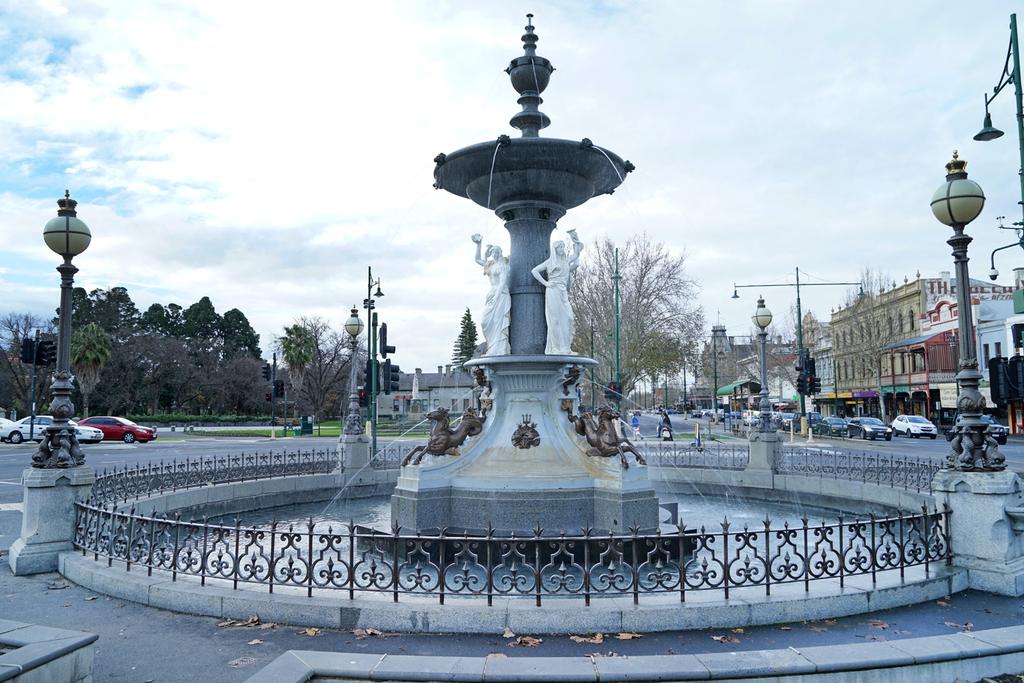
[8,465,94,575]
[948,364,1005,472]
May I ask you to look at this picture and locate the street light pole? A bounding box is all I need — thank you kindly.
[752,297,774,433]
[732,272,860,427]
[343,307,366,436]
[34,191,91,469]
[612,247,621,410]
[930,151,1005,471]
[589,322,596,412]
[364,267,384,455]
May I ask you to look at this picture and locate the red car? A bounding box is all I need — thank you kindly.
[77,416,157,444]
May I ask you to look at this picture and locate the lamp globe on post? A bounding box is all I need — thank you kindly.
[751,297,773,433]
[343,306,366,436]
[930,152,1005,472]
[34,191,91,469]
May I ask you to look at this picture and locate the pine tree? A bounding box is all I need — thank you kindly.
[452,308,479,367]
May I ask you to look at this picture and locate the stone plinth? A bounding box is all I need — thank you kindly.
[932,469,1024,596]
[392,355,659,535]
[338,433,372,486]
[8,465,94,575]
[740,431,778,488]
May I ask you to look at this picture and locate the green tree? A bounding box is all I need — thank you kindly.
[451,308,479,367]
[182,296,222,357]
[71,322,112,417]
[221,308,261,359]
[280,323,315,415]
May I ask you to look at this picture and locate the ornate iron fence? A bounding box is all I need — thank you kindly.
[89,450,338,505]
[641,444,749,470]
[778,448,942,493]
[73,500,950,605]
[369,443,412,470]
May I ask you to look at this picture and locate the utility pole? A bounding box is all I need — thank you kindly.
[612,247,621,410]
[370,311,379,458]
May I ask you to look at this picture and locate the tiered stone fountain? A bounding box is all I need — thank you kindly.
[392,15,658,534]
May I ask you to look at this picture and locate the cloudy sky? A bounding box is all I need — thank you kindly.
[1,1,1022,371]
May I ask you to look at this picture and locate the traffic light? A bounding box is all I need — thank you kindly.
[794,351,805,374]
[261,364,271,381]
[796,373,808,395]
[1008,355,1024,401]
[805,355,817,378]
[810,376,821,394]
[358,389,368,407]
[34,340,56,366]
[379,323,396,358]
[604,381,620,401]
[20,338,35,364]
[265,392,272,402]
[364,358,378,399]
[990,356,1010,404]
[1013,323,1024,350]
[273,379,285,398]
[381,359,401,394]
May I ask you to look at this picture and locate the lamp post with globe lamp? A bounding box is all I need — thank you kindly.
[751,297,773,434]
[930,152,1005,472]
[9,191,95,575]
[34,191,91,469]
[342,306,366,436]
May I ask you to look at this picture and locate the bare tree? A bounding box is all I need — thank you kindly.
[0,313,55,416]
[570,234,704,403]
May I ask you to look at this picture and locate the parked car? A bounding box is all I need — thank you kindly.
[813,417,849,437]
[77,416,157,443]
[0,416,103,444]
[892,414,938,439]
[847,417,893,441]
[779,412,797,430]
[942,414,1008,445]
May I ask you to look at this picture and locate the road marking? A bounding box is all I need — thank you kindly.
[0,502,22,511]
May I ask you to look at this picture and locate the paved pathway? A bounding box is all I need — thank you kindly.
[0,562,1019,682]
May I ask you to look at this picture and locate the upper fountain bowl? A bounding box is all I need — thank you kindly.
[433,137,632,212]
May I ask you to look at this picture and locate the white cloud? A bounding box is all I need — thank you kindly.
[0,1,1021,370]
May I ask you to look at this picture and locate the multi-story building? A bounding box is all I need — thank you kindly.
[831,272,1017,421]
[809,323,837,416]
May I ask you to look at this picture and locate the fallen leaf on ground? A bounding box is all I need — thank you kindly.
[942,621,973,631]
[258,622,277,630]
[84,596,97,601]
[46,580,70,590]
[247,639,263,645]
[809,626,828,633]
[297,627,321,637]
[502,627,516,639]
[570,633,604,644]
[217,620,237,627]
[228,657,256,668]
[729,628,744,634]
[867,620,889,630]
[711,635,740,644]
[823,619,837,625]
[936,599,951,607]
[352,628,385,638]
[778,626,792,631]
[615,632,642,640]
[509,635,542,648]
[242,615,261,626]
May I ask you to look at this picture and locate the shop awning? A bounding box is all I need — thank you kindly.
[884,331,943,350]
[717,380,760,396]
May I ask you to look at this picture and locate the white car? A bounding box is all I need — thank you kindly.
[0,416,103,444]
[892,414,938,439]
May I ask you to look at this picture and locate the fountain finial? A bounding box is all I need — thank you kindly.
[507,13,554,137]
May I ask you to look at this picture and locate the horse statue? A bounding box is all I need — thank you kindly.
[567,405,646,469]
[401,407,484,466]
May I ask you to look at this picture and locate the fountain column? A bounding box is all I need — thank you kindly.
[500,202,565,355]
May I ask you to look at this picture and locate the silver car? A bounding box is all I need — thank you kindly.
[892,414,938,439]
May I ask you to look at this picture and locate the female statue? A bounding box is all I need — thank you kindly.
[531,229,583,355]
[472,233,511,356]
